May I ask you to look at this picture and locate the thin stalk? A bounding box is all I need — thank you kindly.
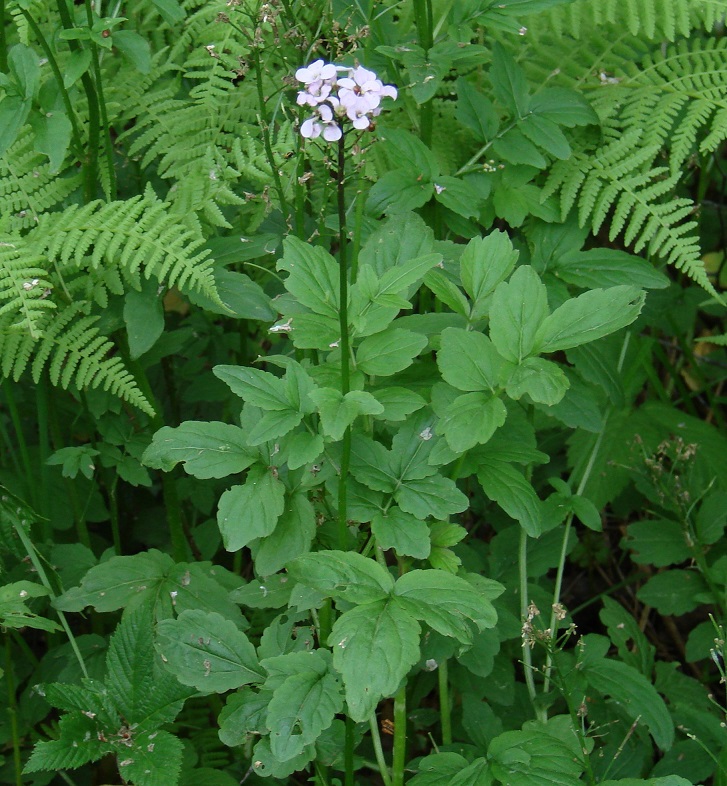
[412,0,434,147]
[392,684,407,786]
[109,473,121,554]
[5,635,22,786]
[20,9,84,157]
[0,0,7,73]
[438,660,452,745]
[344,717,356,786]
[36,377,52,536]
[336,135,352,549]
[519,528,544,720]
[369,715,393,786]
[2,381,33,506]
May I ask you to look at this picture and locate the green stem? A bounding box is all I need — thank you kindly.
[392,684,407,786]
[438,660,452,745]
[0,0,7,73]
[20,9,84,157]
[369,715,393,786]
[2,380,34,507]
[344,717,356,786]
[519,527,544,720]
[5,635,22,786]
[109,473,121,554]
[412,0,434,147]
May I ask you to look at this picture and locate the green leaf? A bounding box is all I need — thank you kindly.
[217,465,286,552]
[410,753,491,786]
[490,42,529,117]
[423,269,470,317]
[46,445,99,480]
[433,176,482,219]
[309,388,383,440]
[213,365,290,410]
[553,249,670,290]
[438,328,509,392]
[477,459,542,536]
[571,495,602,532]
[371,252,442,304]
[250,736,315,778]
[287,550,394,604]
[218,688,269,746]
[505,357,569,405]
[118,729,183,786]
[520,114,571,159]
[460,231,519,319]
[0,95,32,158]
[538,287,645,353]
[367,169,434,215]
[528,87,598,128]
[149,0,185,23]
[30,111,72,173]
[493,128,547,168]
[277,236,339,318]
[358,211,435,276]
[696,491,727,545]
[626,519,686,567]
[9,44,40,99]
[439,392,507,452]
[393,569,498,644]
[265,654,343,761]
[24,713,111,773]
[402,43,452,104]
[143,421,255,478]
[250,493,316,576]
[63,49,92,88]
[188,268,277,321]
[372,507,431,559]
[112,29,151,73]
[349,435,397,492]
[395,474,469,520]
[330,599,420,721]
[0,581,59,632]
[457,77,499,141]
[246,409,304,445]
[286,431,324,469]
[356,327,428,376]
[370,387,427,421]
[489,266,549,363]
[637,570,710,616]
[156,609,263,693]
[599,779,693,786]
[579,642,674,750]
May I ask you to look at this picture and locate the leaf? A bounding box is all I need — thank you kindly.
[356,328,428,376]
[188,268,277,321]
[371,507,431,559]
[696,491,727,545]
[266,655,343,761]
[505,357,569,405]
[636,570,710,616]
[520,114,571,160]
[276,235,340,318]
[395,474,469,520]
[30,111,72,173]
[63,49,92,88]
[9,44,40,99]
[286,431,324,470]
[371,387,427,421]
[250,493,316,576]
[433,176,482,219]
[213,365,290,410]
[424,269,470,317]
[0,95,32,159]
[626,519,686,567]
[149,0,185,23]
[117,729,183,786]
[393,570,498,644]
[0,581,60,632]
[410,753,491,786]
[309,388,383,440]
[24,714,111,773]
[330,599,420,722]
[287,550,394,604]
[438,328,509,392]
[349,435,397,492]
[477,459,542,537]
[143,421,256,478]
[460,231,519,319]
[112,30,151,74]
[457,77,499,141]
[489,266,549,363]
[217,465,286,551]
[538,287,645,353]
[155,609,263,693]
[439,392,507,452]
[47,445,100,480]
[218,688,269,746]
[366,169,434,215]
[528,87,598,128]
[490,42,529,117]
[554,249,670,290]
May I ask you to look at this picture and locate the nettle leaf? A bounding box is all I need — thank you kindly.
[393,570,498,645]
[217,465,286,552]
[488,721,585,786]
[489,266,549,363]
[117,729,183,786]
[579,636,674,750]
[218,688,269,746]
[372,507,431,559]
[276,236,339,318]
[438,328,510,392]
[330,599,420,722]
[155,609,263,693]
[477,459,543,537]
[287,550,394,604]
[439,392,507,452]
[505,357,569,405]
[309,388,384,440]
[24,713,112,773]
[356,327,428,376]
[264,652,343,761]
[54,551,243,622]
[625,519,686,567]
[250,493,316,577]
[395,474,469,521]
[142,421,256,479]
[460,231,519,320]
[537,287,645,353]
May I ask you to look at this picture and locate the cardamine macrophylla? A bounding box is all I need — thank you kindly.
[295,59,398,141]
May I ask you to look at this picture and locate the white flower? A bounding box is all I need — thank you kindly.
[296,78,333,107]
[295,59,337,84]
[301,103,342,141]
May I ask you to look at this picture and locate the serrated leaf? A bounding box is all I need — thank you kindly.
[24,713,111,773]
[217,465,285,552]
[117,729,183,786]
[626,519,685,567]
[277,236,339,318]
[349,435,397,492]
[356,328,428,376]
[287,550,394,604]
[438,327,510,392]
[0,580,59,632]
[505,357,569,405]
[250,492,316,576]
[393,569,497,645]
[156,610,263,693]
[439,392,507,452]
[460,231,519,319]
[286,431,324,469]
[330,599,420,721]
[538,287,645,353]
[367,169,434,215]
[142,422,256,478]
[372,507,431,559]
[477,459,542,536]
[489,266,549,363]
[309,388,383,440]
[213,366,291,410]
[395,474,469,520]
[218,688,269,746]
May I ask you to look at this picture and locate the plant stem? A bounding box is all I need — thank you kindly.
[369,714,393,786]
[438,659,452,745]
[2,380,34,508]
[392,684,407,786]
[412,0,434,147]
[0,0,7,73]
[344,717,356,786]
[5,635,22,786]
[519,527,544,720]
[336,135,352,550]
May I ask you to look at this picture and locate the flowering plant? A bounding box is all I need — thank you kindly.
[295,59,398,141]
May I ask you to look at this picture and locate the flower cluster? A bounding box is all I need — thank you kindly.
[295,60,397,142]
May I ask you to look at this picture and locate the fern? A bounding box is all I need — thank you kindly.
[0,303,153,415]
[0,237,54,339]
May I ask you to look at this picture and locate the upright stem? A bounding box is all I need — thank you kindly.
[0,0,7,73]
[5,636,22,786]
[438,660,452,745]
[344,717,356,786]
[412,0,434,147]
[336,136,352,549]
[2,380,34,508]
[392,684,407,786]
[369,715,393,786]
[519,528,545,721]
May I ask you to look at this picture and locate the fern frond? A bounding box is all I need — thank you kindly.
[0,304,153,415]
[32,193,218,298]
[0,238,55,339]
